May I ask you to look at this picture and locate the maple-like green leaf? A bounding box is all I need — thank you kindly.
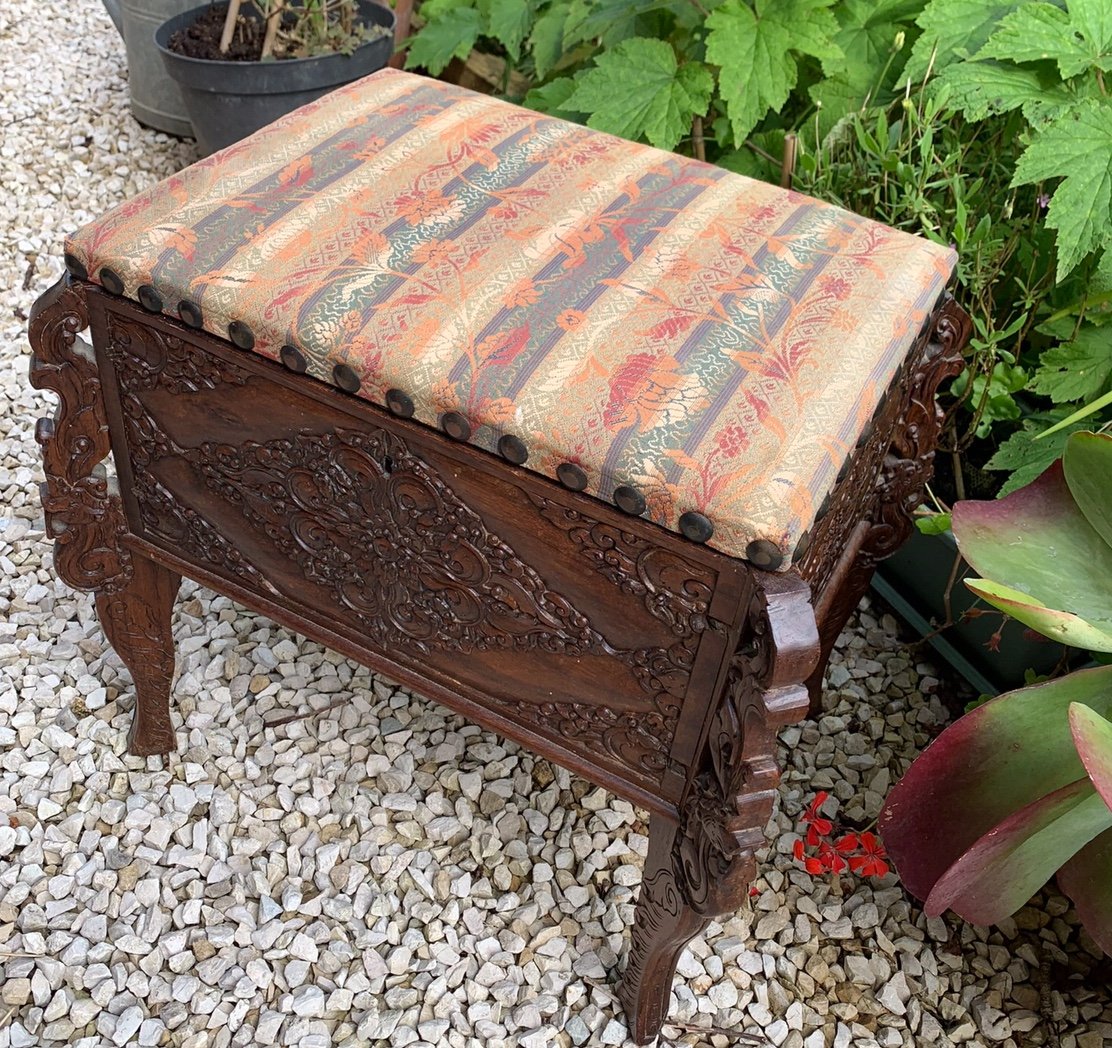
[481,0,534,63]
[902,0,1018,86]
[568,0,705,49]
[559,0,596,50]
[936,59,1075,122]
[1013,99,1112,280]
[529,5,566,79]
[563,38,714,150]
[1070,0,1112,71]
[979,0,1112,78]
[986,420,1088,495]
[405,7,482,75]
[1032,325,1112,402]
[979,1,1095,79]
[707,0,842,146]
[523,77,581,121]
[1093,249,1112,295]
[417,0,469,20]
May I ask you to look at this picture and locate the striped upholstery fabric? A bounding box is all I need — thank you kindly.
[65,69,956,567]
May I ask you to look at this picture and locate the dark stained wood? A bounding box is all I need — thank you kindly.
[97,555,181,756]
[28,275,970,1044]
[618,572,817,1041]
[796,292,972,710]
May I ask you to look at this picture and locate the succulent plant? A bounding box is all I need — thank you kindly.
[880,430,1112,952]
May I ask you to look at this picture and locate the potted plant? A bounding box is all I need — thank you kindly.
[156,0,396,154]
[879,430,1112,953]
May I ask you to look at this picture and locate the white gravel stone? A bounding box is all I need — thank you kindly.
[110,1006,144,1046]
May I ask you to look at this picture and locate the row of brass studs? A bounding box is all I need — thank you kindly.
[69,256,820,561]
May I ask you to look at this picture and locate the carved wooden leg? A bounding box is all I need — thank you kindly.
[619,576,818,1044]
[96,554,181,756]
[29,277,182,756]
[618,814,710,1043]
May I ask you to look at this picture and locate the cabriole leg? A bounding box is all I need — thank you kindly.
[618,813,711,1043]
[96,555,181,756]
[29,276,182,756]
[618,575,818,1043]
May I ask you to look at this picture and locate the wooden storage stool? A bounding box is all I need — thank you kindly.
[30,69,970,1042]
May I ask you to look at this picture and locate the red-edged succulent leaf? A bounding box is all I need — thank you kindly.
[1063,431,1112,551]
[1069,702,1112,809]
[924,779,1112,926]
[963,580,1112,653]
[879,665,1112,902]
[1058,827,1112,955]
[952,460,1112,652]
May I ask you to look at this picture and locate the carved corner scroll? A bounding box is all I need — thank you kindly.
[798,291,971,597]
[865,292,971,562]
[28,278,132,594]
[676,572,818,912]
[619,572,819,1042]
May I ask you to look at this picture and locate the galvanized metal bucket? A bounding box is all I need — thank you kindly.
[102,0,196,138]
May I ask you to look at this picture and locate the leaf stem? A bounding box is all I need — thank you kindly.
[1046,289,1112,326]
[691,115,706,162]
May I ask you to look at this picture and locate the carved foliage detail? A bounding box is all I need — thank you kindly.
[103,310,689,779]
[106,312,248,397]
[194,429,610,657]
[798,292,970,592]
[528,501,714,636]
[529,499,718,766]
[869,293,970,561]
[676,574,816,916]
[28,279,132,593]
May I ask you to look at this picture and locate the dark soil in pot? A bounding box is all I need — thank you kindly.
[166,3,265,61]
[166,2,392,61]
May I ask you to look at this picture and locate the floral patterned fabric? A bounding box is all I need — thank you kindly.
[65,68,955,567]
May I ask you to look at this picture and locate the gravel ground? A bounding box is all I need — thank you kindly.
[3,3,1112,1047]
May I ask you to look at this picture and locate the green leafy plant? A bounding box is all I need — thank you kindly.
[879,430,1112,952]
[404,0,931,155]
[913,0,1112,490]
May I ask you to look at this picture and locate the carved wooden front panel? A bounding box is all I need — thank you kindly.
[93,303,733,798]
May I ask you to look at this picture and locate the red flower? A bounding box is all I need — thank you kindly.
[817,840,847,874]
[835,833,859,854]
[803,792,833,836]
[847,832,889,879]
[793,839,826,875]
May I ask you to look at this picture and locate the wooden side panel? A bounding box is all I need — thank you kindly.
[91,297,749,803]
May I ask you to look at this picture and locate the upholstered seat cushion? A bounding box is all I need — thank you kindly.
[65,68,955,567]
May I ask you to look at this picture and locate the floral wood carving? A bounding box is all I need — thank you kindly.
[102,312,690,780]
[618,572,818,1041]
[528,499,719,768]
[527,501,716,635]
[797,292,970,593]
[28,279,132,594]
[106,312,248,397]
[676,574,816,912]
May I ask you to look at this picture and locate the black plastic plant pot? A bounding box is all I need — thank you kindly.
[155,0,395,155]
[872,527,1068,697]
